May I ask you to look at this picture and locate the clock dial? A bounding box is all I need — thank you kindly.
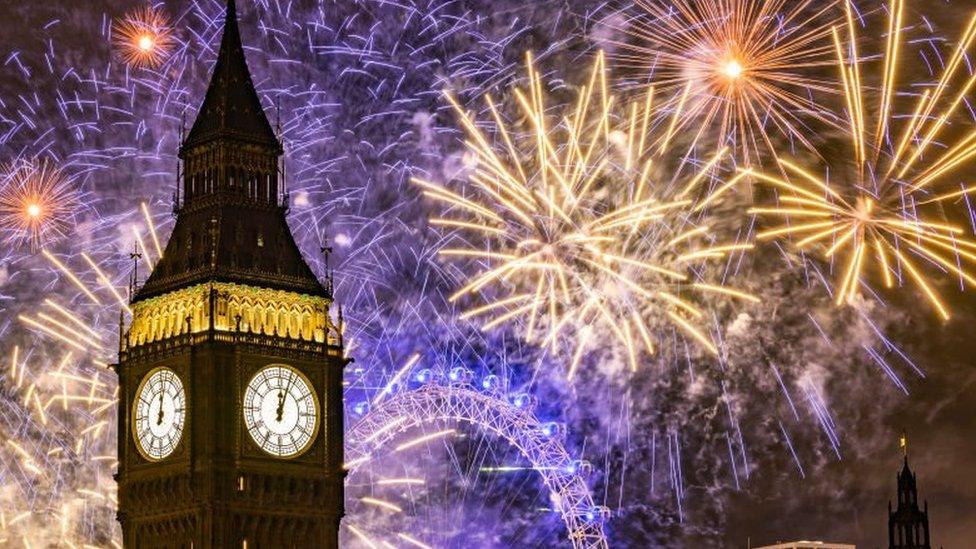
[132,367,186,461]
[244,365,319,458]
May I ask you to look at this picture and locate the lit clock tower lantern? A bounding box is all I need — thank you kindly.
[114,1,347,547]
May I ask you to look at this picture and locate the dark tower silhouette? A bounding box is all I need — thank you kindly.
[888,437,931,549]
[115,1,346,547]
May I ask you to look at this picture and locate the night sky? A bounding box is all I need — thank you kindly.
[0,0,974,547]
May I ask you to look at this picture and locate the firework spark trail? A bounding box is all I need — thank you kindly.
[747,0,976,319]
[802,380,841,459]
[415,52,759,377]
[603,0,841,164]
[777,420,806,478]
[0,337,119,544]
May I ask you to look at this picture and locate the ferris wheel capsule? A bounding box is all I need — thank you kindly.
[511,393,538,411]
[539,421,565,440]
[447,366,473,384]
[412,368,435,385]
[480,374,503,392]
[352,400,369,416]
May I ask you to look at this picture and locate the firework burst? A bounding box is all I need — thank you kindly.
[604,0,839,164]
[111,5,174,69]
[746,0,976,319]
[414,53,758,377]
[0,200,167,545]
[0,158,79,252]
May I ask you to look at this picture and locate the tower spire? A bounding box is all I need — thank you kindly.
[136,0,324,303]
[181,0,280,154]
[889,433,932,548]
[224,0,239,43]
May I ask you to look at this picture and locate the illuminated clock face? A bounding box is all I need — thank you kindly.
[133,368,186,461]
[244,365,319,458]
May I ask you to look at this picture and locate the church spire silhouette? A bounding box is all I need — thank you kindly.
[888,433,932,549]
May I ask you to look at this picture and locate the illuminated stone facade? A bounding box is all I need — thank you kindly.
[125,282,335,348]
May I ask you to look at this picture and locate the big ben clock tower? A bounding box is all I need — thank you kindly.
[115,1,346,547]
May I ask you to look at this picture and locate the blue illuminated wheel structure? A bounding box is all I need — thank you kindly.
[344,374,609,549]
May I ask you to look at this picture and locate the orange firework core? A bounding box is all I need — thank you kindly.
[26,203,42,218]
[138,34,155,52]
[720,59,745,80]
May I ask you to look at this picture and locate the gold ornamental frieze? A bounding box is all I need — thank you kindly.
[126,282,332,348]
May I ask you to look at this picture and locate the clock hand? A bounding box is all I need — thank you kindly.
[275,392,284,422]
[283,371,297,400]
[156,392,164,426]
[276,372,298,423]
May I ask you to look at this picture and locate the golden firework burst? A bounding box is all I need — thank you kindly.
[745,0,976,319]
[413,52,757,377]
